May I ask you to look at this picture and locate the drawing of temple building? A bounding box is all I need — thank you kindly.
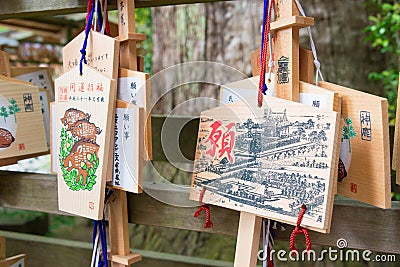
[262,106,290,138]
[193,103,330,220]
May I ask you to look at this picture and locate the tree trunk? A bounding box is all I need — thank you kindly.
[151,1,386,116]
[300,0,385,96]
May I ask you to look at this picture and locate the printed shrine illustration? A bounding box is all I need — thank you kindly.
[0,76,48,163]
[59,108,101,191]
[190,97,340,231]
[0,97,20,148]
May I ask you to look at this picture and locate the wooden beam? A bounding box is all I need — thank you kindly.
[0,231,232,267]
[0,0,235,20]
[0,171,399,254]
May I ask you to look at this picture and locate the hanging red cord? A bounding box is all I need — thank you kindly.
[258,0,274,107]
[194,187,213,228]
[86,0,94,23]
[289,205,312,255]
[101,0,111,36]
[104,9,111,35]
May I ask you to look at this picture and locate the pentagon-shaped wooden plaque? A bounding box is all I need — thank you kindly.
[55,65,117,219]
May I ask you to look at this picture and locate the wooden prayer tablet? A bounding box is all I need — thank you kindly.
[190,97,341,232]
[318,81,391,209]
[110,100,144,193]
[50,102,57,174]
[0,254,25,267]
[39,89,51,149]
[11,67,55,101]
[219,78,341,229]
[55,65,117,219]
[63,30,120,79]
[118,68,152,159]
[220,76,340,112]
[392,74,400,184]
[0,76,48,166]
[11,67,54,148]
[251,47,315,84]
[0,51,10,77]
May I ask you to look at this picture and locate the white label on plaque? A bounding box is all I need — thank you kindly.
[113,108,139,193]
[299,93,328,110]
[221,76,275,104]
[118,77,145,107]
[39,92,51,148]
[15,70,54,100]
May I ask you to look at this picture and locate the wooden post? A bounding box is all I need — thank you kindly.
[271,0,313,101]
[108,0,143,266]
[250,47,315,83]
[234,1,314,266]
[299,47,314,84]
[118,0,136,70]
[393,74,400,184]
[234,213,262,267]
[0,237,5,261]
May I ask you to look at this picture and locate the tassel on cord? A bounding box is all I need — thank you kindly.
[194,187,213,228]
[289,205,312,255]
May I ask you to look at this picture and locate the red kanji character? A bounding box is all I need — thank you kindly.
[205,120,223,158]
[19,143,25,150]
[89,202,94,210]
[350,183,357,193]
[96,82,104,92]
[78,82,85,92]
[70,83,76,93]
[58,86,68,102]
[218,123,235,163]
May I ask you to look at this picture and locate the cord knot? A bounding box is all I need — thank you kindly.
[289,205,312,256]
[80,49,87,64]
[194,187,214,229]
[313,59,321,69]
[268,58,274,68]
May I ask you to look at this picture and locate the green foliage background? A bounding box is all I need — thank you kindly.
[365,0,400,200]
[109,8,153,73]
[365,0,400,124]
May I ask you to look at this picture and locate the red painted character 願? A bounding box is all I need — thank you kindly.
[205,120,236,163]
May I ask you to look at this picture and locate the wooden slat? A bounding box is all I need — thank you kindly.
[0,0,234,20]
[0,231,232,267]
[0,171,399,254]
[151,115,199,162]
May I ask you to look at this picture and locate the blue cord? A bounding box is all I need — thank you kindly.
[92,189,113,267]
[260,0,269,95]
[97,1,104,32]
[80,0,95,75]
